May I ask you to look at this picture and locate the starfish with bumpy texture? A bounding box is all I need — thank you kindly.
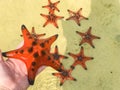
[68,46,93,70]
[51,45,68,65]
[2,25,63,85]
[66,8,88,26]
[52,67,76,86]
[76,27,101,48]
[42,0,60,14]
[40,13,64,28]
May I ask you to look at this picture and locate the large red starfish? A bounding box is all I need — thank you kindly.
[66,8,88,26]
[40,13,64,28]
[68,46,93,70]
[2,25,62,85]
[76,27,101,48]
[52,67,76,86]
[51,45,68,65]
[42,0,60,14]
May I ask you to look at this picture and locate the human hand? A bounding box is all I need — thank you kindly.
[0,49,29,90]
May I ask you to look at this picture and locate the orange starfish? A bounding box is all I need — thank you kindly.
[42,0,60,14]
[66,8,88,26]
[52,67,76,86]
[2,25,62,85]
[68,47,93,70]
[20,27,46,39]
[40,13,64,28]
[76,27,101,48]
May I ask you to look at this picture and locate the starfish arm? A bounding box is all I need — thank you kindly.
[48,0,51,3]
[55,7,60,12]
[87,27,92,34]
[21,25,33,46]
[79,46,84,55]
[43,34,58,50]
[43,21,49,27]
[52,72,61,77]
[28,68,37,85]
[84,56,94,61]
[53,21,59,28]
[59,79,66,86]
[76,31,86,36]
[67,9,76,14]
[74,18,81,26]
[59,55,68,59]
[56,16,64,19]
[68,52,77,59]
[71,61,78,68]
[80,62,87,70]
[68,76,76,81]
[2,49,22,59]
[31,27,35,34]
[79,39,86,46]
[91,35,101,39]
[87,27,100,39]
[66,16,75,21]
[86,40,95,48]
[40,14,48,19]
[37,33,46,38]
[42,5,50,8]
[54,1,60,5]
[80,15,88,20]
[77,8,82,13]
[54,45,58,53]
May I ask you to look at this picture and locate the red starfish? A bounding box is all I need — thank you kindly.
[20,27,46,39]
[66,8,88,26]
[51,45,68,65]
[76,27,101,48]
[68,46,93,70]
[42,0,60,14]
[2,25,62,85]
[40,13,64,28]
[52,67,76,86]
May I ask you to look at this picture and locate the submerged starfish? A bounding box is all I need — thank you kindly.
[52,67,76,86]
[68,47,93,70]
[66,8,88,26]
[40,13,64,28]
[51,45,68,65]
[20,27,46,39]
[42,0,60,14]
[76,27,101,48]
[2,25,62,85]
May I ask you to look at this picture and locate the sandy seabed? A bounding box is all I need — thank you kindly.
[0,0,120,90]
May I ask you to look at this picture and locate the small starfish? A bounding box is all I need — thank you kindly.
[76,27,101,48]
[52,67,76,86]
[40,13,64,28]
[51,45,68,65]
[42,0,60,14]
[68,46,93,70]
[20,27,46,39]
[66,8,88,26]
